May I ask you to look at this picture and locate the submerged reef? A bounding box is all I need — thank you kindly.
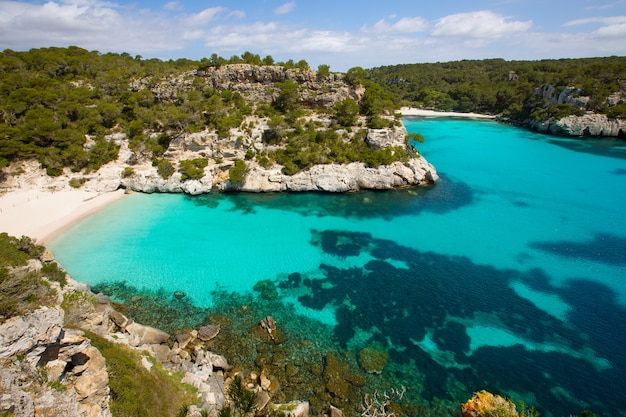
[92,227,626,417]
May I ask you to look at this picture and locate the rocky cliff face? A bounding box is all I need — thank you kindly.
[130,64,362,108]
[526,84,626,138]
[0,304,111,417]
[2,64,438,196]
[112,117,438,195]
[529,113,626,137]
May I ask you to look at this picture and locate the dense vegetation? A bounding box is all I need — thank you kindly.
[365,57,626,120]
[0,233,66,323]
[0,47,405,180]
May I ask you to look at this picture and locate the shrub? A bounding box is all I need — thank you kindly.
[86,331,197,417]
[0,268,57,323]
[256,154,273,169]
[68,177,87,188]
[221,375,257,417]
[367,116,389,129]
[40,262,67,288]
[153,158,175,179]
[121,167,134,178]
[179,158,208,181]
[229,160,248,184]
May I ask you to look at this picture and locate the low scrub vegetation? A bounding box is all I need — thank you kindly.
[0,233,59,323]
[86,330,197,417]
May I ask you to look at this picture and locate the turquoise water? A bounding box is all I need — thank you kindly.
[50,118,626,416]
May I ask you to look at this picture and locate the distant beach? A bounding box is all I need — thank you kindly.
[0,188,126,244]
[400,107,496,119]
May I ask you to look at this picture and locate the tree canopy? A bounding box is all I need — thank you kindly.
[365,57,626,120]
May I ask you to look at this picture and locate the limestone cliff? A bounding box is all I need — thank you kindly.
[525,84,626,138]
[529,113,626,137]
[130,64,361,108]
[1,64,437,196]
[0,304,111,417]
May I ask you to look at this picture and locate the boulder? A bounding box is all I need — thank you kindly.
[151,344,171,363]
[46,359,68,382]
[256,390,271,412]
[259,371,272,391]
[176,331,194,349]
[108,310,129,329]
[206,352,230,371]
[197,325,220,341]
[366,128,407,149]
[329,405,344,417]
[125,322,170,345]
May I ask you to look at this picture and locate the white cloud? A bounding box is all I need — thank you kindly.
[275,1,295,15]
[366,16,429,34]
[227,10,246,19]
[185,7,226,26]
[164,1,183,12]
[0,0,183,53]
[564,16,626,26]
[593,22,626,37]
[431,10,532,39]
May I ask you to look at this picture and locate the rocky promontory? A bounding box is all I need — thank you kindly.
[529,113,626,137]
[1,117,438,196]
[1,62,438,196]
[525,84,626,138]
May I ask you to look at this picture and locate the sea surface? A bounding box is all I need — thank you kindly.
[50,118,626,416]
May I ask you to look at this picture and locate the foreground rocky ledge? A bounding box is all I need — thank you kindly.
[0,262,312,417]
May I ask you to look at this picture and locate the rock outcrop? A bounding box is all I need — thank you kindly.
[130,64,359,109]
[0,306,111,417]
[530,113,626,137]
[525,84,626,138]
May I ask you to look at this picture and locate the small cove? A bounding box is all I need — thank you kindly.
[50,118,626,416]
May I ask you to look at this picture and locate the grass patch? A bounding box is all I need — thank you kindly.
[85,331,197,417]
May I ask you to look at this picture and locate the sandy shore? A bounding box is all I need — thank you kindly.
[400,107,496,119]
[0,188,126,244]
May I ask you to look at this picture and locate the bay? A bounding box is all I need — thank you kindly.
[50,118,626,416]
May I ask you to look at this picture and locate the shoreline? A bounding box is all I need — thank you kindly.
[0,188,127,244]
[399,107,497,119]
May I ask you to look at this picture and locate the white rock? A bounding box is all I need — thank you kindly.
[0,306,64,361]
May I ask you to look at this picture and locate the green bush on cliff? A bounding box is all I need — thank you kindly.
[0,233,56,323]
[40,262,67,288]
[179,158,208,181]
[229,159,248,184]
[153,158,175,179]
[86,331,197,417]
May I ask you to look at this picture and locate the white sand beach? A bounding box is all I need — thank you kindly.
[400,107,496,119]
[0,188,126,244]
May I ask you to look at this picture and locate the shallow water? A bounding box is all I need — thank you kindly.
[51,118,626,416]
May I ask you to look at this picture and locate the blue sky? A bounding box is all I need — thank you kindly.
[1,0,625,71]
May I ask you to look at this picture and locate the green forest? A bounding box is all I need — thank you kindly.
[0,47,402,177]
[1,47,625,179]
[365,56,626,120]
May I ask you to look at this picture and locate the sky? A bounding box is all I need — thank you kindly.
[1,0,626,71]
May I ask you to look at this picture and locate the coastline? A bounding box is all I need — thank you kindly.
[399,107,496,119]
[0,188,126,244]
